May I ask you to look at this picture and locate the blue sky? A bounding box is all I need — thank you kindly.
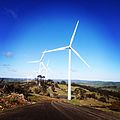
[0,0,120,81]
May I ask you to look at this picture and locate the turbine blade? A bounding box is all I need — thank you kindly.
[69,20,79,46]
[28,60,40,63]
[71,47,90,68]
[47,60,49,67]
[43,46,68,53]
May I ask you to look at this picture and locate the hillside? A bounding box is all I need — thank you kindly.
[0,79,120,117]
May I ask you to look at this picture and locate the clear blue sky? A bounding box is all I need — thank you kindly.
[0,0,120,81]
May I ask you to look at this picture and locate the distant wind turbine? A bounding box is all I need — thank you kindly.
[43,20,90,100]
[28,51,45,74]
[28,51,49,79]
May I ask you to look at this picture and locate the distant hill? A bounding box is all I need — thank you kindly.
[0,78,29,82]
[1,78,120,87]
[75,80,120,88]
[54,79,120,88]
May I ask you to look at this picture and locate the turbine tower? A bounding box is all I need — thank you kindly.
[43,20,90,100]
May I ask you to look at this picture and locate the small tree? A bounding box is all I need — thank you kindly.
[37,75,42,80]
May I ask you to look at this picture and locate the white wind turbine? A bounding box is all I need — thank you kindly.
[43,20,90,100]
[38,60,50,80]
[28,51,49,79]
[28,52,50,79]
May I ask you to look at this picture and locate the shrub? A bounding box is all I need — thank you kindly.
[0,93,27,109]
[86,93,97,99]
[99,96,106,102]
[51,84,55,92]
[61,81,66,85]
[74,88,86,100]
[47,79,54,83]
[109,101,120,111]
[34,88,41,94]
[54,83,60,88]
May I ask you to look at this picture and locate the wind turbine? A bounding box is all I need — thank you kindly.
[28,51,49,79]
[43,20,90,100]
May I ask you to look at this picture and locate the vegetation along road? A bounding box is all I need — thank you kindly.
[0,100,120,120]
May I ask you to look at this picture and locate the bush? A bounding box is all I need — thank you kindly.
[42,85,47,93]
[109,101,120,111]
[99,97,106,102]
[51,84,55,92]
[0,93,27,109]
[54,83,60,88]
[34,87,41,94]
[74,88,86,100]
[86,93,97,99]
[71,82,79,86]
[47,79,54,83]
[61,81,66,85]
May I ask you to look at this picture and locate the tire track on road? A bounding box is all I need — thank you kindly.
[53,102,120,120]
[51,102,74,120]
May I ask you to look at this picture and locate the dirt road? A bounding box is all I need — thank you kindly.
[0,101,119,120]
